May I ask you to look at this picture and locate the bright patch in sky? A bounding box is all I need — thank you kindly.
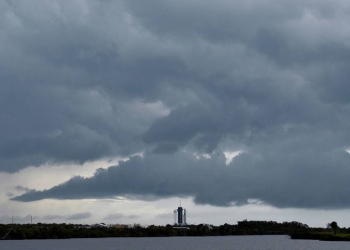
[224,151,243,165]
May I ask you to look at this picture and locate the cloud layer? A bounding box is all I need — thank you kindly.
[13,150,350,209]
[3,0,350,209]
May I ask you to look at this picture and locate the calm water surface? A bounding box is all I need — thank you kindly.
[1,235,349,250]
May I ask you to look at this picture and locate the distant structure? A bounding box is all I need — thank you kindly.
[173,201,187,226]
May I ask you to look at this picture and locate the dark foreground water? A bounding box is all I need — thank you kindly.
[1,235,350,250]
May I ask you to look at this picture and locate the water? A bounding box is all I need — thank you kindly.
[1,235,349,250]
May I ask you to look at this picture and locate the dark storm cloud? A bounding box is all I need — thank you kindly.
[3,0,350,209]
[12,149,350,209]
[0,0,172,171]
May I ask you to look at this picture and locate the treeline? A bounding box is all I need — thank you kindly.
[1,220,311,240]
[290,226,350,241]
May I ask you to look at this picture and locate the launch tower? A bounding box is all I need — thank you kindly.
[173,202,187,226]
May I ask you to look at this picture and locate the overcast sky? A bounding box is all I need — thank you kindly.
[1,0,350,227]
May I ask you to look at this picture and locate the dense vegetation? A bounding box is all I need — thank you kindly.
[290,231,350,241]
[290,224,350,241]
[1,220,311,240]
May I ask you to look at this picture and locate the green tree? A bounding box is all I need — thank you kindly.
[330,221,338,234]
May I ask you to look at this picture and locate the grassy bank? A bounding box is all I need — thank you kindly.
[290,232,350,241]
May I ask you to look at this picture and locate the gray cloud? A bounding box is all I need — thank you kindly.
[127,214,140,219]
[6,192,14,198]
[156,213,173,219]
[104,213,124,220]
[12,149,350,209]
[103,213,139,220]
[66,212,91,221]
[3,0,350,209]
[42,215,65,221]
[15,186,32,193]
